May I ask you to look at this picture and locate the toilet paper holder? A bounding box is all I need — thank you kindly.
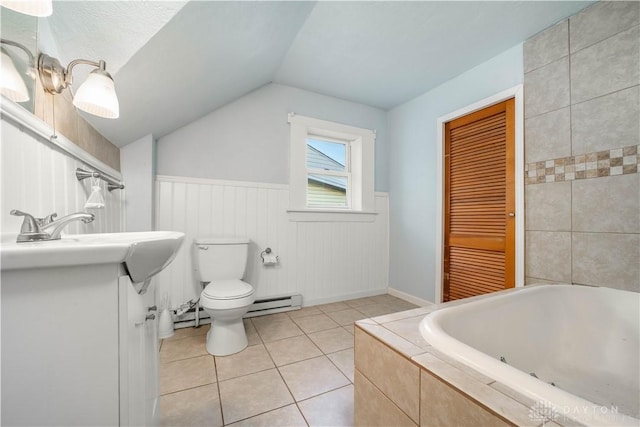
[260,247,279,263]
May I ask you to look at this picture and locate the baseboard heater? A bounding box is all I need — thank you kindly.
[173,294,302,329]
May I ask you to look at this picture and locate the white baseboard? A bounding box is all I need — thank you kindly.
[387,286,434,307]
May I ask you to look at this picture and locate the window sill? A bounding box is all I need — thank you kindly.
[287,209,378,222]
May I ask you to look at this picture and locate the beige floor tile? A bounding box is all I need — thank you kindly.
[264,335,322,366]
[160,383,222,427]
[279,356,350,401]
[219,368,294,424]
[344,297,377,308]
[298,385,354,427]
[317,301,350,313]
[287,306,322,319]
[253,315,304,343]
[356,303,399,318]
[215,344,275,381]
[326,308,367,326]
[292,313,340,334]
[165,325,209,341]
[308,327,354,354]
[244,319,262,346]
[327,348,354,382]
[227,404,307,427]
[160,334,208,363]
[343,325,355,335]
[160,355,216,395]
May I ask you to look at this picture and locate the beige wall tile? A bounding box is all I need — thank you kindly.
[571,25,640,104]
[525,231,572,282]
[524,57,570,118]
[354,370,417,427]
[524,107,571,163]
[572,86,640,154]
[77,117,121,171]
[524,20,568,73]
[570,1,640,53]
[572,232,640,291]
[524,277,564,285]
[354,328,420,423]
[525,181,571,231]
[52,94,80,148]
[420,370,510,427]
[572,174,639,233]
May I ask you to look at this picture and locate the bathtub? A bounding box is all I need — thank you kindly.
[420,284,639,426]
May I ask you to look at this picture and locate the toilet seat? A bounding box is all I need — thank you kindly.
[203,279,253,299]
[200,280,255,310]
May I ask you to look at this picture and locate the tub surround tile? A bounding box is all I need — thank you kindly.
[572,233,640,292]
[525,231,572,283]
[524,57,570,118]
[160,383,223,427]
[525,107,571,163]
[226,404,306,427]
[570,25,640,104]
[292,313,340,334]
[572,174,639,233]
[524,20,568,73]
[420,345,495,385]
[420,370,512,427]
[279,355,350,401]
[371,306,434,324]
[354,370,417,427]
[160,355,216,395]
[298,385,354,427]
[218,368,294,424]
[215,344,275,381]
[569,1,640,53]
[525,181,571,231]
[356,322,425,358]
[354,327,420,423]
[489,381,538,410]
[571,86,640,155]
[381,316,430,350]
[264,334,322,367]
[308,327,354,354]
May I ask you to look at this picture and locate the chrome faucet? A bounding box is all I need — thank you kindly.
[10,210,95,242]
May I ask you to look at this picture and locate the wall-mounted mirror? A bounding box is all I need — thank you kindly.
[1,7,38,113]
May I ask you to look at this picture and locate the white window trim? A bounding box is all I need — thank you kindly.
[288,113,376,221]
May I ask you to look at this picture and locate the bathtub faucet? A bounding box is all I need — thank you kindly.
[10,210,95,242]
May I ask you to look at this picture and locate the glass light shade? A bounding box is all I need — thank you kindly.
[0,0,52,17]
[73,69,119,119]
[1,49,29,102]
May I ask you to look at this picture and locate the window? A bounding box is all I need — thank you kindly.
[288,113,376,219]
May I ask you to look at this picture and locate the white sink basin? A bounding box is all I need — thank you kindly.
[0,231,185,283]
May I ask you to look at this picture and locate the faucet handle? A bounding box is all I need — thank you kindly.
[10,210,39,233]
[37,213,58,226]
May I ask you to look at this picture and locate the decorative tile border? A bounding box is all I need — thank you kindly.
[525,145,639,185]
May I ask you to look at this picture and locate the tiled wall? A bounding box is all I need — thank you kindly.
[523,1,639,292]
[32,75,121,171]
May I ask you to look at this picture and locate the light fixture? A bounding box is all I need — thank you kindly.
[0,38,34,102]
[37,53,119,119]
[0,0,52,17]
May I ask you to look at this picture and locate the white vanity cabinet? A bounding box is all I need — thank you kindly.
[1,263,160,426]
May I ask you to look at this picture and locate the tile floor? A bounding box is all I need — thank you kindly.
[159,294,418,427]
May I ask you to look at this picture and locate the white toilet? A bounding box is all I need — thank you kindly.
[194,237,255,356]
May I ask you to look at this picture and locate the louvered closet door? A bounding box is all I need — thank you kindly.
[444,99,515,301]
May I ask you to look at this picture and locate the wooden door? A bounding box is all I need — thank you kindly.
[444,99,515,301]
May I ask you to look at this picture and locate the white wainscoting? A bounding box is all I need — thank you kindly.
[154,175,389,308]
[1,119,123,235]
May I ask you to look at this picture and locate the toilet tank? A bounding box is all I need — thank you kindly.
[194,237,249,282]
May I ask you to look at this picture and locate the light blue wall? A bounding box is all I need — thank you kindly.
[156,83,389,191]
[120,134,155,232]
[387,43,524,302]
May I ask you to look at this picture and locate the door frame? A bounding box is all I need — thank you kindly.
[435,85,524,303]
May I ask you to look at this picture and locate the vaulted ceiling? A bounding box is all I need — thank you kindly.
[47,1,593,147]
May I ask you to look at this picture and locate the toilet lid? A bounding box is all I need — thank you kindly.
[203,280,254,300]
